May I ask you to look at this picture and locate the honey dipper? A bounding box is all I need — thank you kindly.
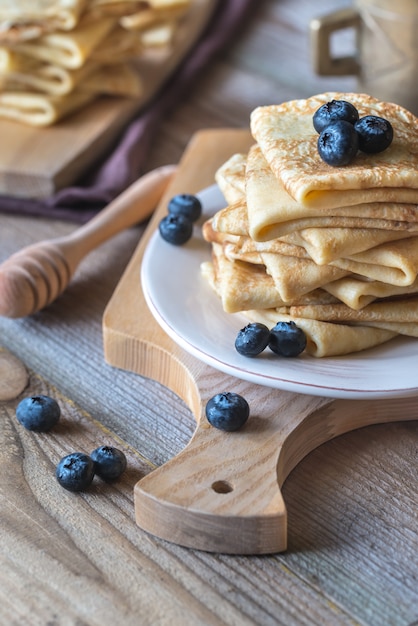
[0,165,176,318]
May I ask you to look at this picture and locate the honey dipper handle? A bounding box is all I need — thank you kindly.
[66,165,177,255]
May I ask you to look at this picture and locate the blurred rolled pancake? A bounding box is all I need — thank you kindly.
[0,0,192,125]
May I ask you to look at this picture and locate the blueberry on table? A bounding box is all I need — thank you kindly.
[168,194,202,222]
[90,445,127,481]
[205,392,250,432]
[235,322,271,357]
[16,395,60,432]
[268,321,307,357]
[354,115,393,153]
[56,452,95,492]
[317,120,359,166]
[159,214,193,245]
[313,99,359,133]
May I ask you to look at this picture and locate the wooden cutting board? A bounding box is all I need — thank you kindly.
[0,0,216,200]
[102,129,418,555]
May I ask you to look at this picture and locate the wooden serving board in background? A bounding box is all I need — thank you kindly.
[0,0,216,200]
[103,129,418,555]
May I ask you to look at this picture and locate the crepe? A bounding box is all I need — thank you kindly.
[286,228,414,265]
[15,16,116,69]
[89,25,143,63]
[215,152,246,203]
[276,299,418,339]
[331,236,418,286]
[202,218,307,263]
[0,51,97,95]
[120,3,190,31]
[88,0,146,17]
[0,88,95,125]
[205,212,416,268]
[138,21,177,46]
[261,252,348,301]
[245,144,418,241]
[243,311,396,358]
[212,198,418,243]
[202,243,339,314]
[202,243,287,313]
[202,92,418,357]
[323,276,418,310]
[250,92,418,209]
[0,1,87,42]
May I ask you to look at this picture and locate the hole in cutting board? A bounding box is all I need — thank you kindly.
[211,480,233,494]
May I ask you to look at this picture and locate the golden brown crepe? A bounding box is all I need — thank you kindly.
[0,0,87,42]
[286,228,414,265]
[212,198,418,241]
[120,4,189,31]
[88,0,146,17]
[245,144,418,241]
[202,92,418,357]
[243,310,397,357]
[201,243,338,313]
[250,92,418,209]
[0,50,97,95]
[323,276,418,310]
[202,243,287,313]
[15,17,116,69]
[331,236,418,286]
[214,152,246,203]
[0,0,193,125]
[261,252,348,301]
[204,213,417,268]
[0,88,94,125]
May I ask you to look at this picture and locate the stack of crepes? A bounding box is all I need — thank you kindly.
[201,92,418,357]
[0,0,192,126]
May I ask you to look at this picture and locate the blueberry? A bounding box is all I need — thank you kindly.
[235,322,271,357]
[168,194,202,222]
[205,392,250,432]
[56,452,95,492]
[159,214,193,245]
[90,445,127,481]
[268,321,307,357]
[354,115,393,153]
[313,99,359,133]
[16,395,60,432]
[317,120,359,166]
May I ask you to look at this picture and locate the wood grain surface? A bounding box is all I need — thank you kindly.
[1,1,418,625]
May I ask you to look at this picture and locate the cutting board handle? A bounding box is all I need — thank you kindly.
[134,376,418,555]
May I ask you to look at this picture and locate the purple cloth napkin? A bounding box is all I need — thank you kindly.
[0,0,254,223]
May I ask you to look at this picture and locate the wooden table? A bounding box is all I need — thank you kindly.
[1,1,417,625]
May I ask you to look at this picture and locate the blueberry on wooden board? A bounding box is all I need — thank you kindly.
[56,452,95,492]
[168,194,202,222]
[159,214,193,245]
[268,321,307,357]
[16,395,60,432]
[91,445,127,481]
[205,392,250,432]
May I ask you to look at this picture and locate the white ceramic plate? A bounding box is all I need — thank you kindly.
[141,185,418,399]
